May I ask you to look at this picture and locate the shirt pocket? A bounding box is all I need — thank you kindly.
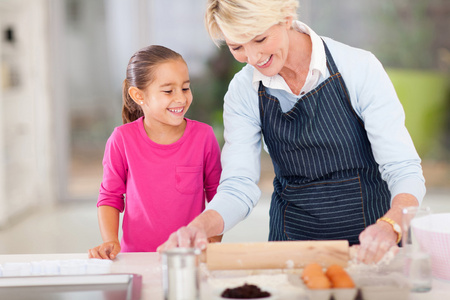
[175,166,203,195]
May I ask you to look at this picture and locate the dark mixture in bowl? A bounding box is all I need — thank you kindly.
[221,283,271,299]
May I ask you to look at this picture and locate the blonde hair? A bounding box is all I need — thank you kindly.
[205,0,299,46]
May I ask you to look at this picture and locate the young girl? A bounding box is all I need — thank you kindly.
[88,45,222,259]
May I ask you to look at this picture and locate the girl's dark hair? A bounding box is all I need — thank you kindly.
[122,45,184,124]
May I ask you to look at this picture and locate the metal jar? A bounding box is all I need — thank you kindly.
[162,248,200,300]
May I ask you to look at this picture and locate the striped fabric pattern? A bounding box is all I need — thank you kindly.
[260,42,390,245]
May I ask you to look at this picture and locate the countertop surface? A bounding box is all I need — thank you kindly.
[0,252,449,299]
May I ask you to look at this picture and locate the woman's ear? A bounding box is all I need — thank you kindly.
[285,16,293,29]
[128,87,144,105]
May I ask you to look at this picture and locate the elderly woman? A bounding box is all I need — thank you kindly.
[158,0,425,263]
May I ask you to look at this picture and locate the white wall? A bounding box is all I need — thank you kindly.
[0,0,54,227]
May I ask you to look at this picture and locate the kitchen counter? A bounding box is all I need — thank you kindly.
[0,252,449,299]
[0,253,164,300]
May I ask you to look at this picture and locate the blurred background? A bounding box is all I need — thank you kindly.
[0,0,448,254]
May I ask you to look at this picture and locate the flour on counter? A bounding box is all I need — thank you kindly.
[204,267,307,297]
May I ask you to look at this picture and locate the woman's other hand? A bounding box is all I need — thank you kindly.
[88,241,121,260]
[357,193,418,264]
[357,221,398,264]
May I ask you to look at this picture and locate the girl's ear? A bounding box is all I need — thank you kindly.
[128,87,144,105]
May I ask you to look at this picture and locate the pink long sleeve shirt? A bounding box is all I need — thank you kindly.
[97,117,222,252]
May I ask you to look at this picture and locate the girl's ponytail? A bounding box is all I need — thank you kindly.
[122,79,143,124]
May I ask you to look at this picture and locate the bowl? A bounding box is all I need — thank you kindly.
[214,286,277,300]
[412,213,450,281]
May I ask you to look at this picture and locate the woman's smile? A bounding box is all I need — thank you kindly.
[225,22,292,77]
[257,55,273,68]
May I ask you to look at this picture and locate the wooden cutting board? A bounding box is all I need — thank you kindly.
[203,240,349,270]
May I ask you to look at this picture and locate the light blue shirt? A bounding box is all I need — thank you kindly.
[206,21,426,233]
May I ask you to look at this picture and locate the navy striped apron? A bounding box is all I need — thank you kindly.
[259,42,391,245]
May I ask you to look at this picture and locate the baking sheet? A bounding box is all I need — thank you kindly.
[0,273,142,300]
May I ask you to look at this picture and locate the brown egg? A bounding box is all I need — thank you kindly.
[325,264,345,278]
[306,275,332,289]
[331,276,355,288]
[325,264,355,289]
[302,263,324,281]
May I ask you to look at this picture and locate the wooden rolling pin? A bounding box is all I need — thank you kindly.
[203,240,349,270]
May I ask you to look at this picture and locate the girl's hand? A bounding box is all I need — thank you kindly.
[357,221,397,264]
[88,241,121,260]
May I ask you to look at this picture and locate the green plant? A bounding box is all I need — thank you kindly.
[387,69,450,158]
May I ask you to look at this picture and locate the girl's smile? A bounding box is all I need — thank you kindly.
[144,59,192,123]
[167,107,185,114]
[128,58,193,144]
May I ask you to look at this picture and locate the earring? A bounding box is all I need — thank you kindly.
[140,101,144,105]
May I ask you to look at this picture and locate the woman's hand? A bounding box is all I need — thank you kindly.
[357,221,398,263]
[157,225,208,253]
[208,235,223,243]
[88,241,121,260]
[157,210,224,253]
